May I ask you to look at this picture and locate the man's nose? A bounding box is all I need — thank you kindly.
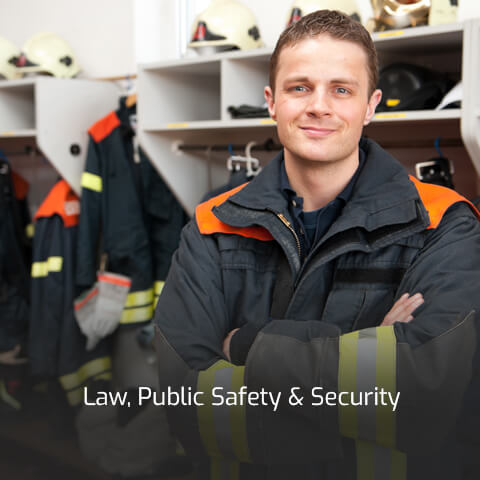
[306,88,331,116]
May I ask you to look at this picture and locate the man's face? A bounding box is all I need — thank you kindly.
[265,35,381,168]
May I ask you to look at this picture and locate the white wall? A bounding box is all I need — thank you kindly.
[0,0,136,78]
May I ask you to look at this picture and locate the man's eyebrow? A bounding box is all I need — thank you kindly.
[330,78,360,87]
[282,75,311,84]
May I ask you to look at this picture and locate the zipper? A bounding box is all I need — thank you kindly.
[276,212,302,259]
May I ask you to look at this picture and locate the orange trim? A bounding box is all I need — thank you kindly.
[74,288,98,311]
[195,183,274,241]
[11,171,29,200]
[34,180,80,228]
[409,175,480,229]
[88,111,121,143]
[97,274,131,288]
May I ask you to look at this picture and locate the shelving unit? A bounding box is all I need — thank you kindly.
[0,77,120,195]
[138,20,480,216]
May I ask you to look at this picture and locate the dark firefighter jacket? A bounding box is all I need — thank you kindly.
[0,162,31,354]
[154,137,480,480]
[76,100,187,325]
[30,180,112,406]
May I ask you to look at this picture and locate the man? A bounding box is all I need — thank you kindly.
[154,10,480,480]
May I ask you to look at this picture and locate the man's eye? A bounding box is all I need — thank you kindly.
[292,85,307,92]
[336,87,349,95]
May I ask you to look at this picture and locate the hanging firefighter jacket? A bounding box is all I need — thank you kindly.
[30,180,112,407]
[0,160,31,356]
[76,99,188,325]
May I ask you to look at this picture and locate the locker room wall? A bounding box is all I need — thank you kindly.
[0,0,136,78]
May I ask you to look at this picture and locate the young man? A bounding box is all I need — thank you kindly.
[154,10,480,480]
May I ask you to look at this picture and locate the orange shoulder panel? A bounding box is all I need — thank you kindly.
[195,183,274,241]
[11,171,29,200]
[35,180,80,228]
[409,175,480,229]
[88,111,121,143]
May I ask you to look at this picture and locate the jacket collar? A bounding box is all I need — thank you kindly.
[215,137,429,235]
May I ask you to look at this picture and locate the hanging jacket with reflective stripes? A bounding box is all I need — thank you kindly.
[76,100,187,325]
[154,137,480,480]
[30,180,112,406]
[0,161,31,353]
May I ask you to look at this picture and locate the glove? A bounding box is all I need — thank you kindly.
[75,272,131,350]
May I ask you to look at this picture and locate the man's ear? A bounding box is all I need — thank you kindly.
[264,86,276,120]
[364,89,382,125]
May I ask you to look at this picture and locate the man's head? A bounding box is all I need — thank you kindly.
[264,9,382,171]
[269,9,378,97]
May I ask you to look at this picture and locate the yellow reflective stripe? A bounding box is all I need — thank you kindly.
[125,288,154,307]
[59,356,112,391]
[230,366,251,462]
[81,172,103,192]
[154,281,165,296]
[210,458,240,480]
[64,371,112,406]
[356,440,374,480]
[339,330,359,439]
[376,326,396,447]
[198,360,232,457]
[391,449,407,480]
[25,223,34,238]
[120,304,154,324]
[31,256,63,277]
[66,387,84,406]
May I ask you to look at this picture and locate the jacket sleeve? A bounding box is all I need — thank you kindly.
[154,204,480,463]
[76,136,103,291]
[30,216,66,377]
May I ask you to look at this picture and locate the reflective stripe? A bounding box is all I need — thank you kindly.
[125,288,153,308]
[25,223,34,238]
[339,326,397,447]
[339,330,359,439]
[376,327,396,447]
[154,281,165,296]
[81,172,102,192]
[197,360,251,463]
[210,458,240,480]
[59,356,112,391]
[64,371,112,406]
[230,366,250,462]
[356,441,406,480]
[31,256,63,277]
[121,304,154,324]
[356,329,378,443]
[198,360,230,457]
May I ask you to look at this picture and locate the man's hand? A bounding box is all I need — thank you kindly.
[381,292,424,326]
[222,328,239,362]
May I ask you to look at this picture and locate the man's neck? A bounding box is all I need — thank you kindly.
[284,150,359,212]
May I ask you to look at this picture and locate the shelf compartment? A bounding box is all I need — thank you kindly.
[139,59,221,128]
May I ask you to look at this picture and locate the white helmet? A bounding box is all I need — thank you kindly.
[189,0,264,54]
[286,0,363,27]
[429,0,458,26]
[372,0,431,30]
[0,36,22,80]
[16,33,80,78]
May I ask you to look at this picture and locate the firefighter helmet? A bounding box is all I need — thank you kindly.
[188,0,264,54]
[16,33,80,78]
[286,0,363,27]
[0,36,22,80]
[429,0,458,26]
[372,0,431,31]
